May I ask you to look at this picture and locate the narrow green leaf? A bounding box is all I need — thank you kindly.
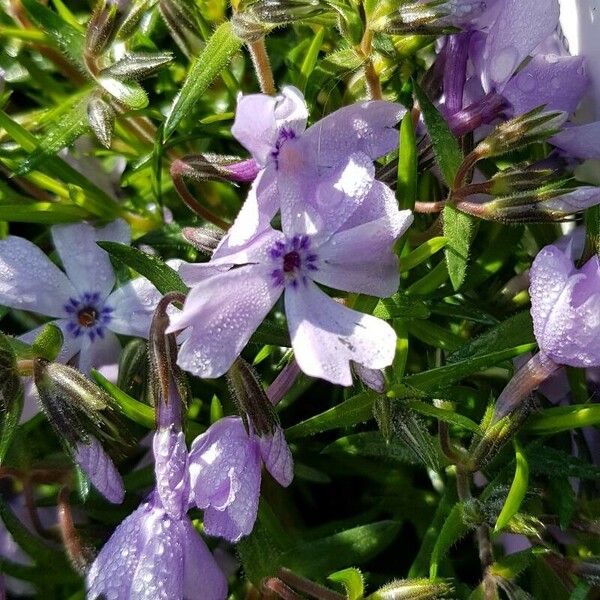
[526,403,600,435]
[400,237,447,272]
[98,241,187,294]
[283,521,400,578]
[413,81,462,185]
[164,21,241,138]
[328,568,364,600]
[298,27,324,91]
[0,334,23,463]
[91,370,155,429]
[373,294,430,320]
[391,342,537,395]
[429,503,470,580]
[21,0,86,69]
[494,441,529,532]
[286,391,377,439]
[443,205,478,290]
[447,311,535,364]
[489,547,541,580]
[31,323,64,361]
[322,431,420,464]
[528,444,600,480]
[405,400,480,433]
[0,203,90,224]
[397,111,418,211]
[15,96,90,176]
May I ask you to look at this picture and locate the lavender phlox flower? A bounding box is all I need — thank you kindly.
[188,416,293,542]
[530,244,600,368]
[216,86,405,256]
[86,386,227,600]
[0,220,170,375]
[169,173,413,384]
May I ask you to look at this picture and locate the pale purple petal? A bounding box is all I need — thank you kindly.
[86,503,148,600]
[106,276,164,338]
[74,437,124,504]
[312,211,413,297]
[130,513,184,600]
[279,151,375,238]
[231,87,307,166]
[530,246,600,367]
[169,266,281,379]
[285,281,397,386]
[181,519,228,600]
[77,329,121,375]
[188,417,254,509]
[551,121,600,159]
[502,54,588,116]
[180,228,285,287]
[210,167,280,262]
[51,220,129,300]
[153,427,190,519]
[188,417,262,542]
[481,0,560,92]
[303,101,404,165]
[258,427,294,487]
[0,236,75,317]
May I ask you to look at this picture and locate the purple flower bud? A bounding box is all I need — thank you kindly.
[530,245,600,368]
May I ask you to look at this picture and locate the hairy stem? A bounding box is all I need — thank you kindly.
[360,29,382,100]
[248,38,276,95]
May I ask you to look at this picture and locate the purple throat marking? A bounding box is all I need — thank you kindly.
[271,128,297,168]
[270,235,318,289]
[64,292,113,341]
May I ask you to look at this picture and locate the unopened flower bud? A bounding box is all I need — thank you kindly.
[86,0,119,57]
[182,226,223,255]
[371,1,458,35]
[369,578,453,600]
[476,107,567,159]
[353,362,386,393]
[242,0,326,24]
[231,12,271,43]
[227,358,279,436]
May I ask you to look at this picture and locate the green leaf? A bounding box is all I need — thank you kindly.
[489,547,541,580]
[322,431,420,464]
[0,203,91,224]
[98,241,187,294]
[21,0,86,69]
[97,77,149,109]
[447,311,535,364]
[328,568,365,600]
[373,294,430,320]
[282,521,400,578]
[429,502,470,580]
[526,403,600,435]
[391,342,537,395]
[286,391,377,439]
[443,205,477,290]
[405,400,480,433]
[15,96,91,176]
[528,444,600,480]
[413,81,462,186]
[400,237,447,272]
[494,441,529,532]
[298,27,324,91]
[0,334,23,463]
[164,21,241,138]
[397,111,418,211]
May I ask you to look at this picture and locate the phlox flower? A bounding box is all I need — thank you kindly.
[0,220,167,374]
[215,85,405,255]
[188,416,293,542]
[169,163,413,384]
[86,423,227,600]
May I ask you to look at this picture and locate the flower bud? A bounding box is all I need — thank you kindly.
[231,12,271,43]
[182,226,224,255]
[242,0,326,24]
[31,322,64,362]
[371,1,459,35]
[369,578,453,600]
[171,155,259,185]
[227,358,279,436]
[86,0,119,56]
[476,107,567,159]
[353,363,386,393]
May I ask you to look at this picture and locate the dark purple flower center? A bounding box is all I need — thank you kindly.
[271,128,297,168]
[64,292,113,341]
[270,235,318,289]
[283,251,301,273]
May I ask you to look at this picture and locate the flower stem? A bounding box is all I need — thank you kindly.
[360,29,383,100]
[248,38,276,95]
[278,568,345,600]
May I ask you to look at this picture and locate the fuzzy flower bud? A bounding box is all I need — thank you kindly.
[370,578,453,600]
